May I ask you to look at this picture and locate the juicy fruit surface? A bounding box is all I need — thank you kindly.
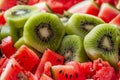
[1,0,120,80]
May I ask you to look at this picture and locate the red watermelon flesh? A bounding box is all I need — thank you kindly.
[0,58,23,80]
[0,0,17,11]
[43,61,52,77]
[98,3,119,23]
[109,14,120,27]
[79,62,95,79]
[35,49,64,79]
[0,56,8,75]
[40,74,53,80]
[11,45,40,71]
[1,36,17,58]
[0,11,6,25]
[93,67,117,80]
[58,0,83,10]
[68,0,99,16]
[51,65,86,80]
[65,61,86,80]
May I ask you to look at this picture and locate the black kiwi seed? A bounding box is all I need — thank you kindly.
[11,9,30,16]
[65,13,105,39]
[58,35,89,63]
[35,23,54,42]
[97,34,114,52]
[80,21,95,32]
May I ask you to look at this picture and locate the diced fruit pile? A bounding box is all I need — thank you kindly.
[1,0,120,80]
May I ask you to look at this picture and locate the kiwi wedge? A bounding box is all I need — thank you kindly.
[0,24,10,39]
[65,13,105,39]
[58,35,89,63]
[23,13,65,53]
[0,24,21,43]
[84,24,119,68]
[4,5,39,28]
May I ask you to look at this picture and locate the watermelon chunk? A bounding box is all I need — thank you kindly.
[0,55,8,75]
[1,36,17,58]
[51,64,86,80]
[33,2,52,12]
[0,11,6,25]
[68,0,99,16]
[0,58,23,80]
[0,0,17,11]
[109,14,120,27]
[98,3,119,23]
[93,67,117,80]
[43,61,52,77]
[40,74,53,80]
[11,45,40,71]
[35,49,64,79]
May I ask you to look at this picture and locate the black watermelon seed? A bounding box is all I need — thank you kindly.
[59,70,63,74]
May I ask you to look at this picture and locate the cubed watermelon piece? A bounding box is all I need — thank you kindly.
[35,49,64,79]
[68,0,99,16]
[51,64,86,80]
[40,74,53,80]
[1,36,17,58]
[98,3,119,23]
[33,2,52,12]
[40,0,64,14]
[0,58,23,80]
[0,11,6,25]
[43,61,52,77]
[93,67,117,80]
[11,45,40,71]
[59,0,83,10]
[0,0,17,11]
[109,14,120,27]
[0,55,8,75]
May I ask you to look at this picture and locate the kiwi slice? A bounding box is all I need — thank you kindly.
[23,13,65,53]
[84,24,119,68]
[65,13,105,39]
[0,24,20,43]
[58,35,89,63]
[4,5,39,28]
[0,24,10,39]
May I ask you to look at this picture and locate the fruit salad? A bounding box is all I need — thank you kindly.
[0,0,120,80]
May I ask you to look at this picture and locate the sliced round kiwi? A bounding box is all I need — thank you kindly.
[84,24,119,68]
[58,35,89,63]
[4,5,39,28]
[65,13,105,39]
[23,13,65,53]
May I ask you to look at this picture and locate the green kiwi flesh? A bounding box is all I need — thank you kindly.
[0,24,20,43]
[23,13,65,53]
[58,35,89,62]
[84,24,119,68]
[65,13,105,39]
[0,24,10,40]
[4,5,39,28]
